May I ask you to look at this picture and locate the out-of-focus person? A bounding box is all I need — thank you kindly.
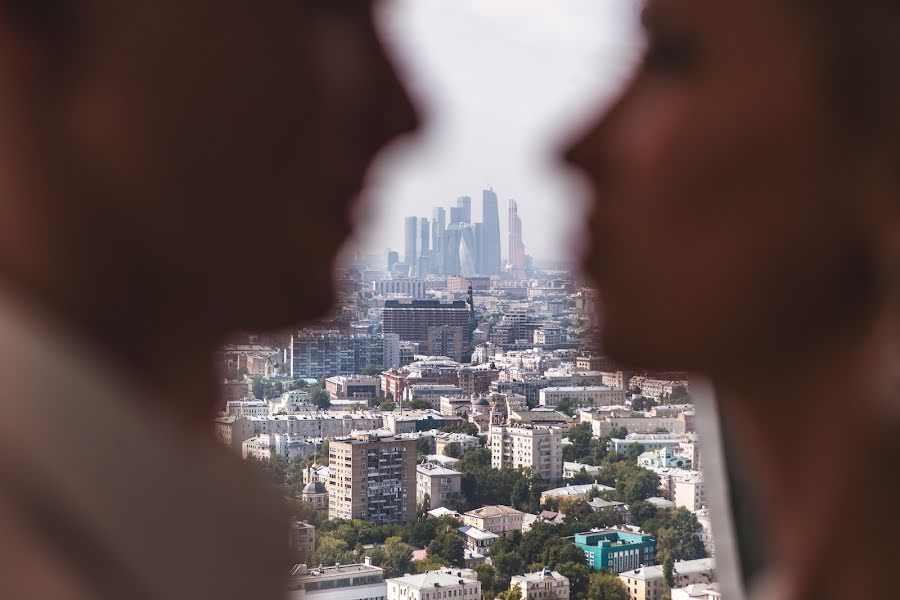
[566,1,899,599]
[0,0,416,598]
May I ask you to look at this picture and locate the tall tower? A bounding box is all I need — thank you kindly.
[508,199,527,280]
[482,188,502,275]
[432,207,446,274]
[456,196,472,224]
[419,217,430,264]
[404,216,418,267]
[443,223,462,276]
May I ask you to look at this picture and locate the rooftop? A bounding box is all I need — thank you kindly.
[542,483,614,497]
[619,558,715,582]
[388,569,479,590]
[289,562,383,580]
[464,505,525,518]
[512,568,568,584]
[457,526,499,541]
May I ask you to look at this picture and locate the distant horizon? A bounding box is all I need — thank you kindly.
[345,0,642,263]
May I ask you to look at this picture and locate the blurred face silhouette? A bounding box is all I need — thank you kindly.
[567,0,882,375]
[28,0,416,329]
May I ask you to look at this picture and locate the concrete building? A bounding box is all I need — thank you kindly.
[618,558,715,600]
[434,432,480,457]
[386,568,480,600]
[214,415,255,453]
[507,198,527,280]
[404,384,465,409]
[563,462,603,479]
[610,435,685,455]
[540,483,615,508]
[511,568,570,600]
[242,434,316,462]
[416,462,462,510]
[462,505,525,536]
[287,562,386,600]
[457,525,498,555]
[573,528,657,574]
[226,400,269,417]
[325,375,380,403]
[533,327,562,346]
[374,278,427,299]
[382,300,471,356]
[447,276,491,292]
[290,521,316,564]
[481,188,501,275]
[674,473,706,512]
[539,386,627,409]
[590,415,687,437]
[328,433,417,524]
[637,379,689,401]
[490,424,563,483]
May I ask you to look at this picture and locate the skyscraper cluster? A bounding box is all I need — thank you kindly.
[396,188,525,279]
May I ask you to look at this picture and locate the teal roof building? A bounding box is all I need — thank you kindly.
[573,529,657,573]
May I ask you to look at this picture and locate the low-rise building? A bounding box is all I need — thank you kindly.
[540,483,615,508]
[404,385,465,409]
[609,435,685,455]
[462,505,526,536]
[563,462,603,479]
[511,568,570,600]
[290,521,316,564]
[387,569,480,600]
[434,432,480,457]
[590,415,686,437]
[242,434,317,461]
[416,462,462,510]
[539,386,627,409]
[618,558,715,600]
[287,562,386,600]
[226,400,269,417]
[457,525,499,555]
[301,480,329,510]
[325,375,380,402]
[573,528,657,574]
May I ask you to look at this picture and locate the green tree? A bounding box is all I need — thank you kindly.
[563,423,592,462]
[555,561,590,600]
[586,572,629,600]
[498,587,522,600]
[555,397,578,417]
[457,448,491,471]
[416,437,432,457]
[427,529,465,567]
[369,536,413,578]
[362,364,381,376]
[663,553,675,588]
[491,550,525,590]
[441,422,479,436]
[631,396,657,412]
[380,399,397,411]
[625,443,646,463]
[405,398,433,410]
[609,426,629,439]
[474,564,497,599]
[443,442,463,458]
[618,468,660,504]
[311,386,331,409]
[655,509,707,561]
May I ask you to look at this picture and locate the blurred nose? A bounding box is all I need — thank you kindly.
[371,28,420,144]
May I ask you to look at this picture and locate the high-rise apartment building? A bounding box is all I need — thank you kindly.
[328,433,417,524]
[404,216,418,267]
[490,424,563,483]
[290,332,385,380]
[481,188,501,275]
[382,300,471,356]
[508,199,526,280]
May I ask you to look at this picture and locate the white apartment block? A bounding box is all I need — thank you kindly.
[288,562,387,600]
[416,463,462,510]
[490,425,563,483]
[619,558,715,600]
[511,568,570,600]
[386,569,480,600]
[674,473,706,512]
[539,387,627,409]
[238,413,382,439]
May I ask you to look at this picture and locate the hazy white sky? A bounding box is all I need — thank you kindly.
[349,0,642,263]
